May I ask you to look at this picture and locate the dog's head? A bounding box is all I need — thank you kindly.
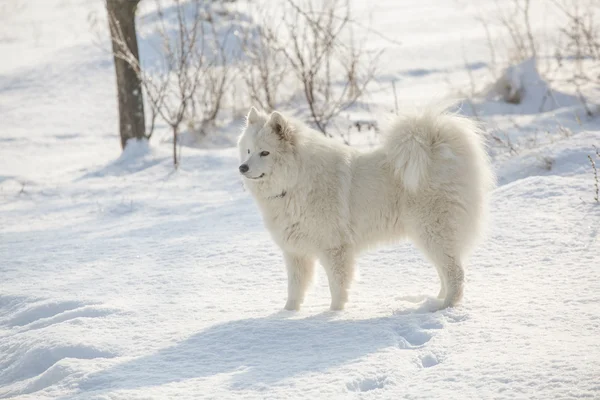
[237,107,299,193]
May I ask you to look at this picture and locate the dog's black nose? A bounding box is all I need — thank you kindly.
[239,164,249,173]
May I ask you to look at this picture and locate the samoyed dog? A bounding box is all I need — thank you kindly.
[237,106,494,311]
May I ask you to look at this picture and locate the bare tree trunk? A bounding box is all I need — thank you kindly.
[172,125,178,168]
[107,0,146,149]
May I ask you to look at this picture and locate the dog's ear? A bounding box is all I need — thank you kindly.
[246,107,261,125]
[268,111,293,141]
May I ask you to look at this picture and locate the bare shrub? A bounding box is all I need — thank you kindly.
[282,0,381,135]
[552,0,600,116]
[109,0,205,167]
[109,0,237,166]
[187,12,238,137]
[589,145,599,203]
[474,0,536,71]
[470,0,537,107]
[471,0,600,113]
[553,0,600,62]
[242,0,382,136]
[239,7,290,112]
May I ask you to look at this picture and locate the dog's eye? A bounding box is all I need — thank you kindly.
[260,151,270,157]
[247,149,250,154]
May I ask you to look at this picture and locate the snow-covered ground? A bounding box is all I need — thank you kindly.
[1,1,599,399]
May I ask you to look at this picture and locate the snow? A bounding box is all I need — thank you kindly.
[1,1,599,399]
[472,58,586,116]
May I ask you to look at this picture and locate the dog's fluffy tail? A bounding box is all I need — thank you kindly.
[383,118,432,193]
[383,105,493,194]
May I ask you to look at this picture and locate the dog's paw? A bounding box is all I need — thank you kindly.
[284,300,301,311]
[329,301,346,311]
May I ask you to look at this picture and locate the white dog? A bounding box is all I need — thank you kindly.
[237,106,494,311]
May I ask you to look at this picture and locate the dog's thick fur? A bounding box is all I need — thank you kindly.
[238,106,494,311]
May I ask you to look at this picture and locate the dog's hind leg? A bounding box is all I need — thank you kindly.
[412,233,464,309]
[427,248,464,309]
[320,246,355,311]
[439,254,464,308]
[284,252,316,311]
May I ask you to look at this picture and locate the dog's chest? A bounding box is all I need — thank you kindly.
[262,199,325,252]
[267,210,309,248]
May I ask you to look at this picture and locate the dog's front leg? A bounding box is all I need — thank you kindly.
[283,252,315,311]
[320,246,355,311]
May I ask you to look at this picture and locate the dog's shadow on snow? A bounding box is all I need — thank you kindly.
[75,302,460,394]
